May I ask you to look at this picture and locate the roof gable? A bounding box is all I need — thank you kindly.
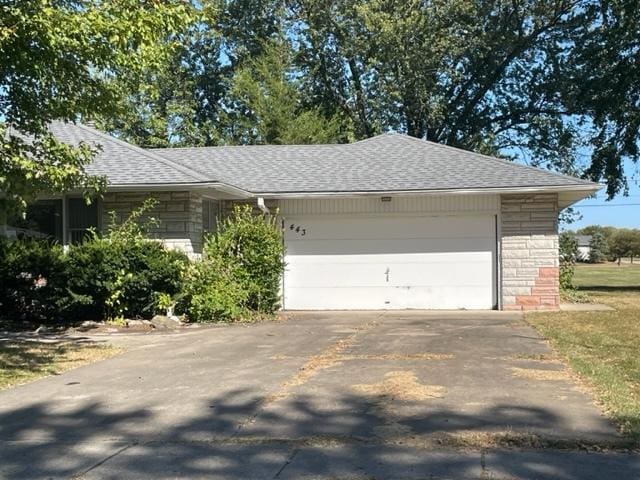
[47,122,208,185]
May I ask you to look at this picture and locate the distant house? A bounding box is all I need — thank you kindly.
[5,122,601,311]
[576,235,592,262]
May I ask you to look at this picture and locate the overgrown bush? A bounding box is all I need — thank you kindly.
[66,199,189,321]
[559,232,578,290]
[181,205,284,322]
[0,238,71,324]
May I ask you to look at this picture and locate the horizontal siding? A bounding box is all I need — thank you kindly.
[278,195,499,215]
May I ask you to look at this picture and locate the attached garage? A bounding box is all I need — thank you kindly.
[281,197,499,310]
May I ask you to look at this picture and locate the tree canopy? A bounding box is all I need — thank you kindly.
[2,0,640,209]
[0,0,192,213]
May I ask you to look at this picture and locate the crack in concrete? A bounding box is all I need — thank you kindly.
[272,447,299,479]
[71,441,138,479]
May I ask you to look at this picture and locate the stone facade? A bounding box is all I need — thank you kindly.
[500,193,560,311]
[101,191,204,255]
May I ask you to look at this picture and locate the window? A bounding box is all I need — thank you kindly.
[22,200,63,241]
[202,199,220,233]
[67,198,99,244]
[15,198,99,244]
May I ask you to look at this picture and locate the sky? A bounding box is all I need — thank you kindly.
[561,159,640,231]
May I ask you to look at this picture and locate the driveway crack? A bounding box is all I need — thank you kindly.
[272,447,299,478]
[71,441,138,479]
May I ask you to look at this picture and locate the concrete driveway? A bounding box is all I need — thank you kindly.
[0,311,638,479]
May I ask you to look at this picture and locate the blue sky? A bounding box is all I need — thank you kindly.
[561,159,640,231]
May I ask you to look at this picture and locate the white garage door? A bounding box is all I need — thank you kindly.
[283,214,497,310]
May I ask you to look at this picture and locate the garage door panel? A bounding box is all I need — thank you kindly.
[283,214,496,310]
[285,253,492,288]
[286,237,495,256]
[284,286,493,310]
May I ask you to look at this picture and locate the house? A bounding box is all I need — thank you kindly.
[576,235,592,261]
[10,122,600,311]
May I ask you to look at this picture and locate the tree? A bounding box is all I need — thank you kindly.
[559,232,579,289]
[228,41,347,145]
[588,232,608,264]
[0,0,193,215]
[609,229,640,265]
[291,0,639,195]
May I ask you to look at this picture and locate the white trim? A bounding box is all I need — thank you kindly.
[258,184,601,199]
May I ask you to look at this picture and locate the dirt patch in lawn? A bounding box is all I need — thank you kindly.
[510,367,570,381]
[0,341,121,390]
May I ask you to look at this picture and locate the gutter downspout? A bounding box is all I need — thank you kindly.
[257,197,270,215]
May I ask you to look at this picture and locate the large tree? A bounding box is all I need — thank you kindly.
[0,0,192,214]
[96,0,640,198]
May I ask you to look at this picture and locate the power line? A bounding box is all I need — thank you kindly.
[577,203,640,207]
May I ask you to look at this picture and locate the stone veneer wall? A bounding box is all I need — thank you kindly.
[501,193,560,311]
[101,191,204,255]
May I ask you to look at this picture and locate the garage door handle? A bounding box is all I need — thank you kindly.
[385,268,390,282]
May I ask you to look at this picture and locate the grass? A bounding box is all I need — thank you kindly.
[527,262,640,443]
[573,262,640,289]
[0,341,121,390]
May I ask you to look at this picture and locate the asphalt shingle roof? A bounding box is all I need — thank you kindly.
[152,133,597,194]
[47,122,207,185]
[49,122,598,194]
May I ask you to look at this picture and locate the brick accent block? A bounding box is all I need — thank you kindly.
[501,194,560,310]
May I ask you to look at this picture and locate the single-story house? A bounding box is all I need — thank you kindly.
[8,122,600,311]
[576,235,592,261]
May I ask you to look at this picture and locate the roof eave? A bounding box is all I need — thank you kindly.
[105,181,253,199]
[255,184,601,200]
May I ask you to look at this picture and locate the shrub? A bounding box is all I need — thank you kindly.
[206,205,285,313]
[0,238,71,325]
[559,232,578,290]
[180,258,249,322]
[66,199,189,321]
[66,239,188,321]
[181,205,284,322]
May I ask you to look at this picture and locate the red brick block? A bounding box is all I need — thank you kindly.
[516,295,541,306]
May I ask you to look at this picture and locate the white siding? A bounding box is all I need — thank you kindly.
[278,195,499,216]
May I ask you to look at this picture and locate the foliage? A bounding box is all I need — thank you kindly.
[66,200,189,320]
[103,0,639,197]
[588,232,608,264]
[229,41,347,145]
[610,229,640,264]
[0,0,193,214]
[207,205,285,313]
[559,232,579,290]
[181,205,284,322]
[0,238,71,325]
[180,259,249,322]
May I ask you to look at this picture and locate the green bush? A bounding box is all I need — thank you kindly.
[559,232,578,290]
[66,239,188,321]
[181,205,284,322]
[180,258,249,322]
[0,238,71,324]
[66,199,189,321]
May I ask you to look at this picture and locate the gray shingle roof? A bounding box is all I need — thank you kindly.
[152,133,597,194]
[48,122,207,185]
[49,122,598,194]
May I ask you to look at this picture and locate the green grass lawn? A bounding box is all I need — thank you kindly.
[0,341,120,390]
[574,262,640,289]
[528,263,640,444]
